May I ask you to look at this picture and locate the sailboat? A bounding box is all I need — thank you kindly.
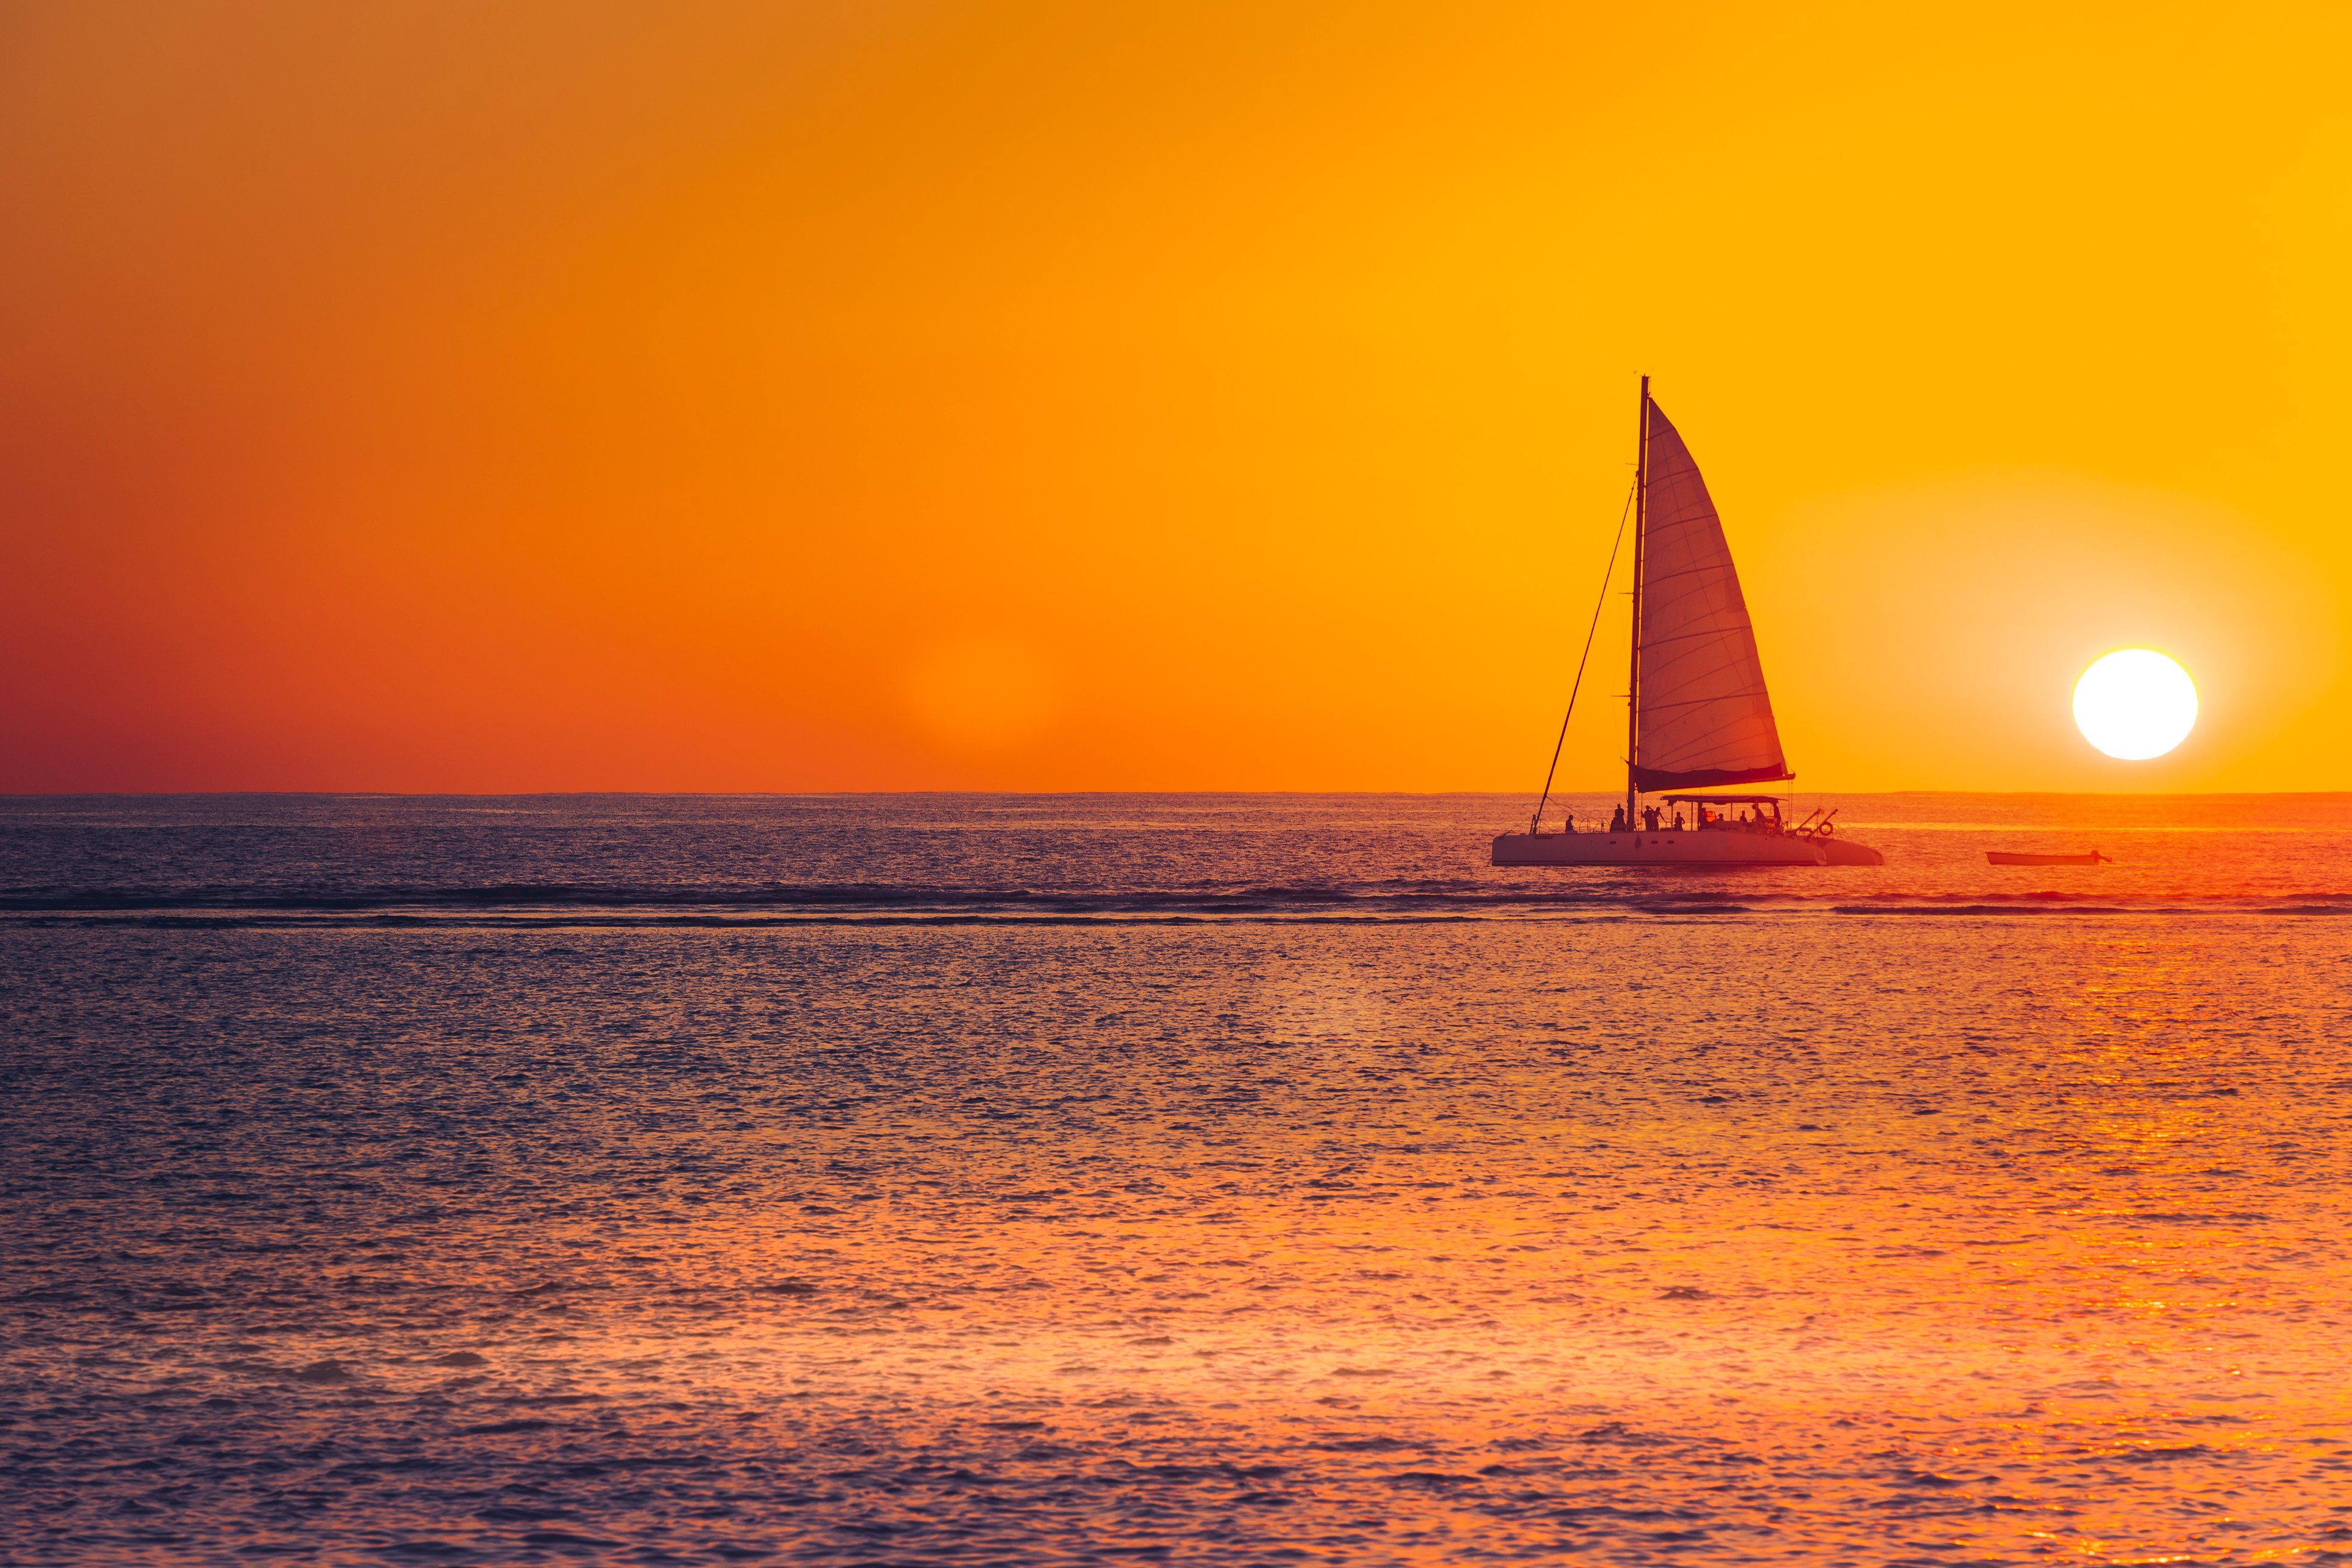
[1492,379,1883,869]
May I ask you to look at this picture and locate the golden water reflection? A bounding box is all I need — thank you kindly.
[10,911,2351,1561]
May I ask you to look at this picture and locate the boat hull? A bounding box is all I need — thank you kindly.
[1491,831,1882,867]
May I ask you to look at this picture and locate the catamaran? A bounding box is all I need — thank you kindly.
[1493,379,1883,869]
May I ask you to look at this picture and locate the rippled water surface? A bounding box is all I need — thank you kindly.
[5,793,2352,1564]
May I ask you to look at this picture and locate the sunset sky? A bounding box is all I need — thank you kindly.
[5,1,2347,794]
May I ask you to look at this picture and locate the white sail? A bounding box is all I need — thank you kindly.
[1633,402,1791,790]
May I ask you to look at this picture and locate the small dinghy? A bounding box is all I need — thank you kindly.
[1987,850,2109,866]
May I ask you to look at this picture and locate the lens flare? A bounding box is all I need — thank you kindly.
[2073,649,2197,760]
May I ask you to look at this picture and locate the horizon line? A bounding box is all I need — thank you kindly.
[5,788,2350,802]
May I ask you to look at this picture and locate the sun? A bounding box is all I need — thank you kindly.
[2073,649,2197,760]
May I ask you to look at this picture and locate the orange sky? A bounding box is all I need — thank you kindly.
[4,1,2348,793]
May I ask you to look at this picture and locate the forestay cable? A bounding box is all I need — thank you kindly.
[1530,477,1637,834]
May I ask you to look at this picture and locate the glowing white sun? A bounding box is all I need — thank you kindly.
[2073,649,2197,760]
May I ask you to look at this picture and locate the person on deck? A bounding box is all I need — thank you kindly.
[1609,805,1626,833]
[1642,805,1661,831]
[1672,810,1685,830]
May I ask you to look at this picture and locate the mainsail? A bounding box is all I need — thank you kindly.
[1631,402,1791,791]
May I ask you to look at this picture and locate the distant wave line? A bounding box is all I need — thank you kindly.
[4,901,2343,929]
[5,881,2349,916]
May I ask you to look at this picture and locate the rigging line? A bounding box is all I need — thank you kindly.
[1531,477,1639,835]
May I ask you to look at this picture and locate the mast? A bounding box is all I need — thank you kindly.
[1626,375,1648,827]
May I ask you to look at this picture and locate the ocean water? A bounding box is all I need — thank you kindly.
[4,792,2351,1565]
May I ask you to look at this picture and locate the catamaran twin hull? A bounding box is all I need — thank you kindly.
[1489,830,1884,867]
